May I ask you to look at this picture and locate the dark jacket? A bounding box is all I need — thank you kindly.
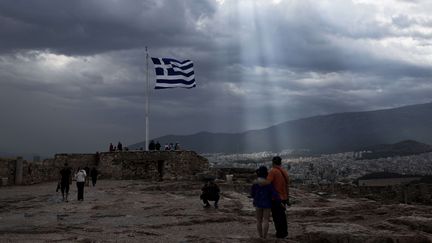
[201,183,220,200]
[251,181,280,209]
[60,168,71,185]
[90,168,98,179]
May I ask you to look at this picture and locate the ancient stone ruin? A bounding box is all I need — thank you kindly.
[0,151,209,186]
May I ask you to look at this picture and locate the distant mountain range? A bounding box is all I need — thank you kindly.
[130,102,432,154]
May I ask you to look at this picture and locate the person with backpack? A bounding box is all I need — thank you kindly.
[251,166,280,239]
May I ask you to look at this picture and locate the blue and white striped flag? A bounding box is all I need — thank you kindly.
[151,57,196,89]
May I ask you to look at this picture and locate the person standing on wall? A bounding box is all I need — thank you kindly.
[59,163,72,202]
[149,140,156,150]
[75,167,87,201]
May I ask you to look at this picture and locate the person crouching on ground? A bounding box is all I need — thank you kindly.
[200,180,220,208]
[251,166,280,239]
[75,167,87,201]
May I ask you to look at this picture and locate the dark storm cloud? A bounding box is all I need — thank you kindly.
[0,0,216,55]
[1,0,428,81]
[0,0,432,155]
[186,0,432,83]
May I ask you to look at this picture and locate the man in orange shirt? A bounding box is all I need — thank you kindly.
[266,156,289,238]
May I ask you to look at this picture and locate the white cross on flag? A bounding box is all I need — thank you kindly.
[151,57,196,89]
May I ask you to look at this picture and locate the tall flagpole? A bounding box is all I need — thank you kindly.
[145,46,149,151]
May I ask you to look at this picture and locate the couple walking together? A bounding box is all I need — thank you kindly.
[251,156,289,239]
[59,163,97,202]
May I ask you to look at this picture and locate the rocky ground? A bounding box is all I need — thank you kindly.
[0,180,432,243]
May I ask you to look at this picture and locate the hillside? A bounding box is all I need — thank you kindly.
[130,102,432,154]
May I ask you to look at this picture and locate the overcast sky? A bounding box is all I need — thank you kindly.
[1,0,432,155]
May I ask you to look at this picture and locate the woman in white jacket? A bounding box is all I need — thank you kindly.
[75,167,87,201]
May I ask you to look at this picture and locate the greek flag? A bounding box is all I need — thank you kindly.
[151,57,196,89]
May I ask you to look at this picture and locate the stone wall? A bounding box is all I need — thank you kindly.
[98,151,209,180]
[0,150,209,186]
[20,153,100,185]
[0,158,15,185]
[0,158,10,178]
[45,153,99,168]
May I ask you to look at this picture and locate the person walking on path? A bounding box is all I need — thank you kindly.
[59,163,72,202]
[84,166,90,187]
[75,168,87,201]
[251,166,280,239]
[90,167,98,187]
